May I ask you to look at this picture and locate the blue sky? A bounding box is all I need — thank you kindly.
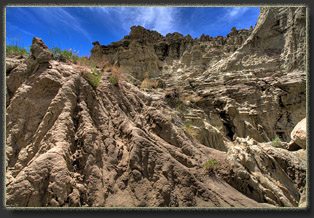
[6,7,260,57]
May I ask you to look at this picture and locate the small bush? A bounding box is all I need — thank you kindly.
[6,45,30,56]
[86,67,102,89]
[140,78,158,90]
[140,72,158,90]
[215,125,223,131]
[182,120,198,139]
[89,61,97,68]
[51,46,80,63]
[272,136,282,147]
[6,36,30,56]
[109,68,120,86]
[140,78,151,89]
[203,159,218,170]
[176,100,187,115]
[77,56,89,66]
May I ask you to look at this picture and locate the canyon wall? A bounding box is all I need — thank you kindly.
[5,7,307,207]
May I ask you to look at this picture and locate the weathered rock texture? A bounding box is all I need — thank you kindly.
[90,25,252,80]
[161,7,306,144]
[6,6,307,208]
[289,118,307,149]
[5,52,271,207]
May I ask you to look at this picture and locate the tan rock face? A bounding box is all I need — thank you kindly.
[290,118,306,149]
[6,6,307,208]
[27,37,53,73]
[226,138,302,207]
[90,24,252,80]
[178,7,306,143]
[5,52,271,207]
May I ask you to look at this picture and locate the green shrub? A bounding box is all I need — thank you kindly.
[215,125,223,131]
[182,120,198,139]
[77,56,89,66]
[6,35,30,56]
[6,45,30,56]
[87,67,102,89]
[89,61,97,68]
[176,100,186,113]
[271,136,282,147]
[109,74,118,85]
[51,46,80,63]
[109,69,120,86]
[51,46,62,56]
[203,159,218,170]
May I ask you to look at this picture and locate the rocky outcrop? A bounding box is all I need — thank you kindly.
[226,138,301,207]
[169,7,307,143]
[289,118,307,150]
[211,7,306,73]
[6,6,307,208]
[90,24,253,80]
[27,37,53,73]
[127,25,164,43]
[6,38,273,207]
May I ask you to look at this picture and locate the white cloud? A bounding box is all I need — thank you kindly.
[91,7,179,36]
[33,7,92,41]
[6,22,35,37]
[225,7,249,19]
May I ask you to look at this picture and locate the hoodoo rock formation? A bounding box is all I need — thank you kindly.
[6,7,307,208]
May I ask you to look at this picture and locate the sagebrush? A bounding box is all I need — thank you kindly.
[87,67,102,89]
[6,36,30,56]
[109,68,121,86]
[272,136,282,147]
[203,159,218,170]
[182,120,198,139]
[51,46,80,63]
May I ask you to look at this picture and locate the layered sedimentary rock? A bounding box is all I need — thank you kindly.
[160,7,306,144]
[6,6,307,208]
[5,43,272,207]
[90,25,252,80]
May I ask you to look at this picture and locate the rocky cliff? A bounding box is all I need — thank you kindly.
[5,7,307,208]
[90,24,253,80]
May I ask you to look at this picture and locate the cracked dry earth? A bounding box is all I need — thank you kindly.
[5,6,307,208]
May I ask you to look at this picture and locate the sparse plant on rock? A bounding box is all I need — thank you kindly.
[5,6,307,207]
[175,100,187,118]
[203,159,218,170]
[182,120,198,139]
[215,125,223,131]
[86,67,102,89]
[51,46,80,63]
[272,136,282,147]
[140,72,158,90]
[76,56,89,66]
[89,61,97,68]
[109,67,121,86]
[6,44,30,56]
[140,78,152,90]
[6,36,30,56]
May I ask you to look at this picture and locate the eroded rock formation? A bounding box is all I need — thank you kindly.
[90,24,252,80]
[5,6,307,208]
